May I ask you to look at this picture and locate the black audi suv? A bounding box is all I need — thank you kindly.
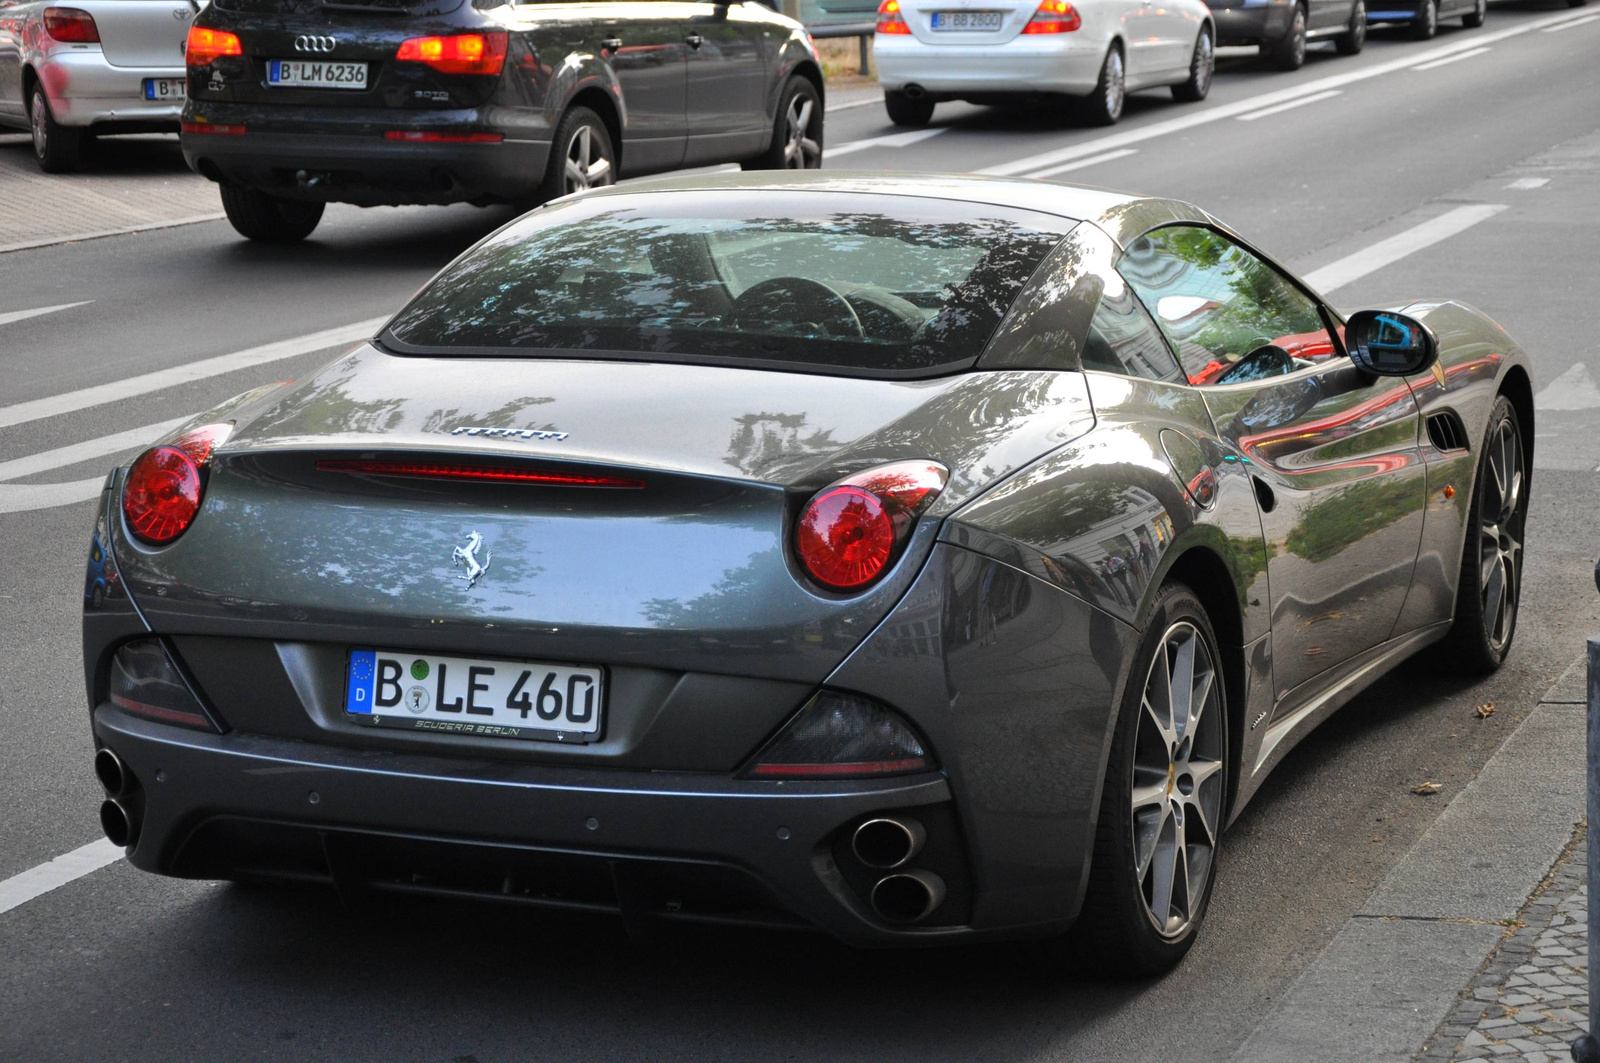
[179,0,825,242]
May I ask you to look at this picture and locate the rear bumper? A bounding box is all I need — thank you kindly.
[873,35,1107,96]
[94,704,992,945]
[34,50,185,129]
[1209,3,1293,45]
[179,105,547,206]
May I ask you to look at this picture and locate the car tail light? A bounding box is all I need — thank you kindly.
[875,0,912,34]
[796,460,947,591]
[382,130,504,144]
[394,32,508,76]
[1022,0,1082,33]
[745,691,933,778]
[109,639,219,732]
[121,423,232,546]
[186,26,242,66]
[316,459,644,488]
[181,120,246,135]
[43,7,99,43]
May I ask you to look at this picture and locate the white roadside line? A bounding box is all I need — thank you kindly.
[0,215,228,256]
[1235,89,1342,122]
[828,125,948,158]
[978,7,1597,177]
[0,316,384,431]
[1302,203,1506,295]
[0,839,125,916]
[1024,148,1139,179]
[0,301,92,328]
[1542,12,1599,30]
[1412,45,1492,71]
[1534,362,1600,412]
[0,417,189,483]
[826,95,882,112]
[1506,176,1551,190]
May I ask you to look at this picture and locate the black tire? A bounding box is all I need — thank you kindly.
[219,185,325,243]
[1271,4,1308,70]
[883,89,935,127]
[1335,0,1368,53]
[1052,582,1229,978]
[1079,45,1125,126]
[1170,26,1214,102]
[536,105,617,202]
[1410,0,1438,38]
[1433,396,1528,674]
[1462,0,1485,27]
[743,76,823,169]
[30,85,85,174]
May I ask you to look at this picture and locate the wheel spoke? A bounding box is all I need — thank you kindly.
[1133,803,1166,878]
[1484,558,1506,641]
[1148,813,1178,927]
[792,98,813,134]
[1169,633,1197,740]
[1131,778,1168,812]
[585,156,612,184]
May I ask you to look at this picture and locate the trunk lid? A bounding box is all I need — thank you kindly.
[82,0,196,69]
[902,0,1036,46]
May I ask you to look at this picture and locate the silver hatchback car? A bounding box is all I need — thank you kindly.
[0,0,196,171]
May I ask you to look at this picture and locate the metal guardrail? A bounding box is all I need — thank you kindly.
[1572,568,1600,1063]
[808,20,876,76]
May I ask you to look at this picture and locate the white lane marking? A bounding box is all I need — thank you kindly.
[1542,12,1599,30]
[0,476,107,515]
[1505,177,1550,190]
[0,417,188,483]
[0,301,93,328]
[0,214,227,256]
[827,96,883,112]
[1535,362,1600,411]
[978,8,1598,177]
[0,839,123,916]
[827,126,948,158]
[1235,89,1342,122]
[1301,203,1506,295]
[1412,45,1491,71]
[1025,148,1139,179]
[0,316,383,431]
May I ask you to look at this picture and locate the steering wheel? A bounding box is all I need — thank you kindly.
[728,277,864,340]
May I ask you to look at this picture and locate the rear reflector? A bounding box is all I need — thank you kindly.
[395,32,508,76]
[382,131,504,143]
[745,690,933,779]
[43,7,99,43]
[182,121,246,136]
[109,639,219,733]
[316,459,645,488]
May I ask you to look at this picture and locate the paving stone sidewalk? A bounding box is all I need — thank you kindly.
[1417,824,1590,1063]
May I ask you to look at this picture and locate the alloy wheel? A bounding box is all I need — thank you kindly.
[1477,413,1524,654]
[1105,49,1126,120]
[1351,1,1367,46]
[781,94,821,169]
[1130,621,1225,939]
[562,125,614,195]
[30,91,47,159]
[1194,31,1214,94]
[1291,9,1307,65]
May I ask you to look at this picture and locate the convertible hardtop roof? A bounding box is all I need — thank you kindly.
[575,171,1212,245]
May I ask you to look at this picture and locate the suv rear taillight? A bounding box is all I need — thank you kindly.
[1022,0,1081,33]
[121,423,232,546]
[43,7,99,43]
[395,32,508,76]
[795,460,947,591]
[186,26,242,66]
[875,0,912,34]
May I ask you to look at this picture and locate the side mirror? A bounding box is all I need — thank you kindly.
[1344,310,1438,377]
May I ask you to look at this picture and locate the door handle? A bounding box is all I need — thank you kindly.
[601,36,622,52]
[684,32,703,48]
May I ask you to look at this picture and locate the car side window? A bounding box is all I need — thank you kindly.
[1117,226,1338,387]
[1082,270,1185,383]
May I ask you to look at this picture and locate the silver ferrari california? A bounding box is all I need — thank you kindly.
[83,173,1533,974]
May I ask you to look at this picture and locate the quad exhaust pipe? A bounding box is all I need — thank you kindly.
[94,748,129,798]
[851,816,925,869]
[99,798,139,849]
[870,870,946,924]
[93,748,140,849]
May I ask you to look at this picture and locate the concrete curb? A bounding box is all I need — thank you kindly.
[1230,656,1589,1063]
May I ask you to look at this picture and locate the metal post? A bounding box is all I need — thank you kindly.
[1573,567,1600,1062]
[858,33,870,76]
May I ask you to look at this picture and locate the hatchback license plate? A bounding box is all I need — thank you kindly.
[930,10,1004,29]
[345,648,604,742]
[267,59,369,89]
[143,78,185,100]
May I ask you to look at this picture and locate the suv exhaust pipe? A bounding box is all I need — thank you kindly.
[870,870,946,924]
[99,798,139,849]
[851,816,926,869]
[93,748,129,798]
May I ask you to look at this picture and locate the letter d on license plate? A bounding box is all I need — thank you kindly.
[345,648,605,742]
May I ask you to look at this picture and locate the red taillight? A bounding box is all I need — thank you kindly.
[1022,0,1081,33]
[122,423,232,546]
[394,32,508,76]
[186,26,242,65]
[181,120,246,135]
[316,459,645,488]
[43,7,99,43]
[796,460,948,591]
[382,130,504,143]
[875,0,912,34]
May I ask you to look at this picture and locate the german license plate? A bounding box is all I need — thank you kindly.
[143,77,185,100]
[345,648,604,742]
[930,10,1004,29]
[267,59,368,89]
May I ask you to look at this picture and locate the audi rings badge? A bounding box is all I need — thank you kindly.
[294,35,337,53]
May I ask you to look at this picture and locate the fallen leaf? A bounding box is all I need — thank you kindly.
[1474,702,1495,719]
[1412,781,1442,796]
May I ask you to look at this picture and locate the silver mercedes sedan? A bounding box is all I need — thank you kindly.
[0,0,196,171]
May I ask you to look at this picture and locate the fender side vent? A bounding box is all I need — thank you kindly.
[1426,411,1469,453]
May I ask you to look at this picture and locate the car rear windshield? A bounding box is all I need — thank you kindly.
[382,192,1071,377]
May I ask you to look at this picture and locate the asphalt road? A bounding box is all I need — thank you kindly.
[2,4,1599,1058]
